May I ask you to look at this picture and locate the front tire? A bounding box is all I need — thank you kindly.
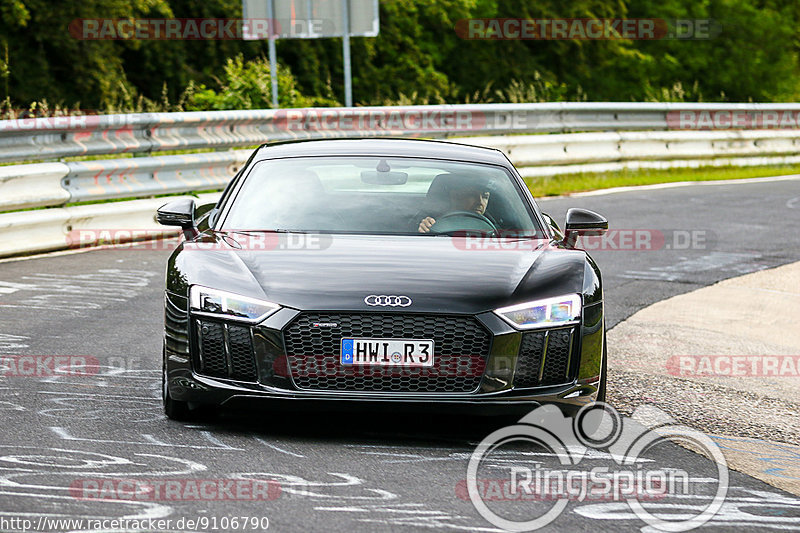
[162,356,192,421]
[596,331,607,403]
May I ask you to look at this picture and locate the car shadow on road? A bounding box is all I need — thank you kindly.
[187,405,526,448]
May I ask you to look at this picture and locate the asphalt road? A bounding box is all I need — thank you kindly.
[0,177,799,532]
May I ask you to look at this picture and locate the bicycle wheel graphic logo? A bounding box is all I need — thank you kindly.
[467,403,728,531]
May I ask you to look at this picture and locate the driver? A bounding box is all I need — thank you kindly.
[418,178,491,233]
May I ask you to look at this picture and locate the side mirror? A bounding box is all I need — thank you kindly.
[157,198,196,230]
[564,208,608,248]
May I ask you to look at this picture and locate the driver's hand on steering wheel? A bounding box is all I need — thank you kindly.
[418,217,436,233]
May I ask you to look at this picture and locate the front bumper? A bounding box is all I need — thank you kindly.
[164,292,605,415]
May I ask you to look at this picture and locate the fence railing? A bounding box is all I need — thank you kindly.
[3,102,800,258]
[4,102,800,163]
[465,129,800,177]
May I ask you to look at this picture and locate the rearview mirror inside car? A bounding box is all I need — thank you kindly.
[360,170,409,185]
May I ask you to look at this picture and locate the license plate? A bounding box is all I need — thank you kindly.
[340,338,434,367]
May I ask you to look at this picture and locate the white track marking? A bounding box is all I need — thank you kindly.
[0,334,30,352]
[254,437,306,458]
[49,427,244,451]
[199,431,238,450]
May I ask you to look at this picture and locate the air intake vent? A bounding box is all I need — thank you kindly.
[514,327,575,388]
[196,319,258,382]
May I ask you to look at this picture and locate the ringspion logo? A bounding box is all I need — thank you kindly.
[466,403,728,530]
[456,475,669,502]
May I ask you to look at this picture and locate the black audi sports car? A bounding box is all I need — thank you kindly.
[157,138,608,420]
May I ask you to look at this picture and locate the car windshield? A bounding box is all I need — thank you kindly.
[220,156,542,236]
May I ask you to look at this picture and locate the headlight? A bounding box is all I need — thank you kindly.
[189,286,280,323]
[494,294,581,330]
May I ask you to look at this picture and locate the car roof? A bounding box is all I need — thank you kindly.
[252,138,511,166]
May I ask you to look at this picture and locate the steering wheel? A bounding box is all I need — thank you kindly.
[429,211,498,235]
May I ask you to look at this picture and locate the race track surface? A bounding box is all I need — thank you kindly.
[1,178,799,532]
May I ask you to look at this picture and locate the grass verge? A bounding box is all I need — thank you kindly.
[524,164,800,197]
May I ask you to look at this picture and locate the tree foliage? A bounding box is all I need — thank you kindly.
[183,54,338,110]
[1,0,798,113]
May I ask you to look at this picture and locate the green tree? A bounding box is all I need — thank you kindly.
[0,0,176,109]
[183,54,336,110]
[2,0,800,111]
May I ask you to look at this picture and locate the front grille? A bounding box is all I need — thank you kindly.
[196,319,258,382]
[514,327,575,388]
[283,313,491,392]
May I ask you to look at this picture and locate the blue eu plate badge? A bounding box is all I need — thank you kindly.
[341,339,354,364]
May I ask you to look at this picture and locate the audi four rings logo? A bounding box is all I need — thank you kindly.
[364,295,412,307]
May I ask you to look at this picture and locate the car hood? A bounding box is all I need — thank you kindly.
[177,232,586,314]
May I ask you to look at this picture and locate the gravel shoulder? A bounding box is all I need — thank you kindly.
[607,261,800,496]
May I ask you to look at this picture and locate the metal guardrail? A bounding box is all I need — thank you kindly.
[4,102,800,258]
[0,152,249,211]
[6,128,800,212]
[4,102,800,164]
[0,193,221,258]
[0,163,71,211]
[465,129,800,177]
[63,150,250,203]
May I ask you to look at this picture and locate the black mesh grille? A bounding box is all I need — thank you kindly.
[283,313,491,392]
[514,332,545,388]
[198,321,227,377]
[514,328,574,388]
[196,319,258,382]
[541,329,572,385]
[228,325,258,381]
